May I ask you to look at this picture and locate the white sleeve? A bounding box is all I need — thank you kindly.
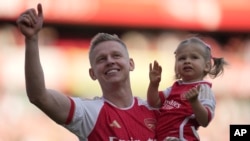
[63,97,104,139]
[162,87,172,98]
[198,84,216,118]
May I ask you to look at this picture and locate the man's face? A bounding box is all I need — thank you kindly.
[89,40,134,84]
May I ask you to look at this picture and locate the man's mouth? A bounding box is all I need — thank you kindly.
[105,69,120,75]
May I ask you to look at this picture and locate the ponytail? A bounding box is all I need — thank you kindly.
[208,57,228,79]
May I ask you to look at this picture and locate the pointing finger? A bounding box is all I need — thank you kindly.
[37,3,43,18]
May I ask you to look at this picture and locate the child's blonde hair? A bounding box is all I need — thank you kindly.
[174,37,228,79]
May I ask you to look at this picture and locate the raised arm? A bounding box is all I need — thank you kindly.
[147,60,162,108]
[185,85,213,127]
[16,3,71,124]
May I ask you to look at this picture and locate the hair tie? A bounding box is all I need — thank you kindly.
[203,42,213,59]
[204,43,211,50]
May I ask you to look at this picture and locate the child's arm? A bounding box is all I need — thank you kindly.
[185,85,213,127]
[147,61,162,108]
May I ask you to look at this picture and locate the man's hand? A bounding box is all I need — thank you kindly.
[149,60,162,86]
[16,3,43,39]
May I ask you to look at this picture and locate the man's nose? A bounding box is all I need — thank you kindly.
[106,56,115,65]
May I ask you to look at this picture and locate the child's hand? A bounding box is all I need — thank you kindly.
[185,85,201,103]
[149,60,162,85]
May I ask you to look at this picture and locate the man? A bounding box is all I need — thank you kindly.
[17,3,157,141]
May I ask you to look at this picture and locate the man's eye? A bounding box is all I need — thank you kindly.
[97,57,105,62]
[114,54,121,58]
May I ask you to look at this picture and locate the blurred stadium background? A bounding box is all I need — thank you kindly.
[1,0,250,141]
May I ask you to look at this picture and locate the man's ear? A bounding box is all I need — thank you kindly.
[129,58,135,71]
[89,68,97,80]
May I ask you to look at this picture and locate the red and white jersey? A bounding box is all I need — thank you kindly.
[157,80,216,141]
[63,97,158,141]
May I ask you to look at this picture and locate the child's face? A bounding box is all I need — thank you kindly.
[175,43,210,82]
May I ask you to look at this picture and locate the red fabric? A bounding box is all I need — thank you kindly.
[65,97,75,124]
